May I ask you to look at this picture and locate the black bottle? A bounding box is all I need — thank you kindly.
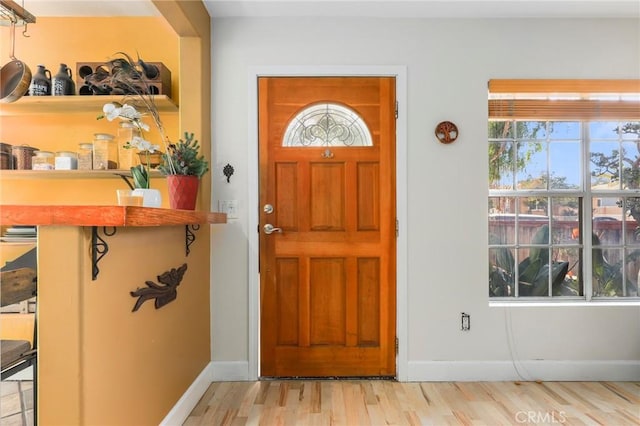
[52,63,76,96]
[29,64,52,96]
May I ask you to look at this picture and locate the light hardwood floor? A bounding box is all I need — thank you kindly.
[184,380,639,426]
[0,380,33,426]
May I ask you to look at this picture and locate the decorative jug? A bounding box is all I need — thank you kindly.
[138,59,159,79]
[52,63,76,96]
[28,64,51,96]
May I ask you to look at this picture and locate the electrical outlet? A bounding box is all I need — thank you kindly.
[218,200,239,219]
[461,312,470,331]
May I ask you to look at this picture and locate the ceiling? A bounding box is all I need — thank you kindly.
[17,0,640,19]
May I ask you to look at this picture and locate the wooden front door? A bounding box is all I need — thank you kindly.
[259,76,396,377]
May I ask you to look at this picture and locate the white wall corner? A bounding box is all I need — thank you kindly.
[211,360,251,381]
[159,362,214,426]
[407,360,640,382]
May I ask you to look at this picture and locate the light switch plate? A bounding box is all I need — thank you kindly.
[218,200,238,219]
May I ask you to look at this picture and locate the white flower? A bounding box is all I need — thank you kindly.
[135,121,150,132]
[130,136,159,153]
[102,103,121,121]
[119,104,142,121]
[102,103,150,132]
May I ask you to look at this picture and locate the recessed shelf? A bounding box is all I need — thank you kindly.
[0,169,163,180]
[0,95,178,116]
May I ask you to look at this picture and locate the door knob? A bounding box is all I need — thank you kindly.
[263,224,283,234]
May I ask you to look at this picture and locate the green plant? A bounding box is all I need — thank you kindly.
[159,132,209,178]
[489,225,571,297]
[130,164,149,189]
[592,233,639,297]
[490,225,640,297]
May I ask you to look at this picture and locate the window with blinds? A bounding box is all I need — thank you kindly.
[488,80,640,302]
[488,79,640,120]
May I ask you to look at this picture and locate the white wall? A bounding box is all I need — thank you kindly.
[209,17,640,381]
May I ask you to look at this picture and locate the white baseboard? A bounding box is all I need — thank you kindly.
[159,361,251,425]
[159,362,214,426]
[407,360,640,382]
[210,360,250,381]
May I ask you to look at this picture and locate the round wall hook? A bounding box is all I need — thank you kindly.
[435,121,459,144]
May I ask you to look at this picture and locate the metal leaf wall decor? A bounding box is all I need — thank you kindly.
[130,263,188,312]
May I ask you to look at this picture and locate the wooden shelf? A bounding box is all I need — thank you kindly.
[0,205,227,226]
[0,95,178,116]
[0,169,163,180]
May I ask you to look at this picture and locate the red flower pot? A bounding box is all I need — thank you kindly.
[167,175,199,210]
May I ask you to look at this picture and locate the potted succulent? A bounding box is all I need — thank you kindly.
[158,132,209,210]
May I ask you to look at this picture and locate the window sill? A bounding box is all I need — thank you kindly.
[490,299,640,307]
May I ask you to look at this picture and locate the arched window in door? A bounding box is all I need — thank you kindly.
[282,103,373,147]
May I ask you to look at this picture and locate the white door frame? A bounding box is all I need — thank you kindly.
[247,66,408,381]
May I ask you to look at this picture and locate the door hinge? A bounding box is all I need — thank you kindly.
[395,337,399,354]
[395,218,399,238]
[395,101,399,119]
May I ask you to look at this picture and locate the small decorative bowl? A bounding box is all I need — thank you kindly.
[137,151,163,168]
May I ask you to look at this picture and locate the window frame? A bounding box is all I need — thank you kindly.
[488,80,640,305]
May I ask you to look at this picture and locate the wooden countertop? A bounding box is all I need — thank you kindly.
[0,205,227,227]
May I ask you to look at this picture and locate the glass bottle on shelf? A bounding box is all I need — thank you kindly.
[117,122,140,170]
[32,151,55,170]
[92,133,117,170]
[77,143,93,170]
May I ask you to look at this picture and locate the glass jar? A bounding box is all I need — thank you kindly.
[0,142,12,170]
[12,145,37,170]
[78,143,93,170]
[92,133,117,170]
[32,150,55,170]
[55,151,78,170]
[117,122,140,170]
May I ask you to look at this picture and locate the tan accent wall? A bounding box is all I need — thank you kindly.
[1,3,213,423]
[35,224,212,425]
[0,17,179,206]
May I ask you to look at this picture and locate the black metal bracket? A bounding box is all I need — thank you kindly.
[116,173,134,190]
[91,225,200,281]
[92,226,117,280]
[185,224,200,256]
